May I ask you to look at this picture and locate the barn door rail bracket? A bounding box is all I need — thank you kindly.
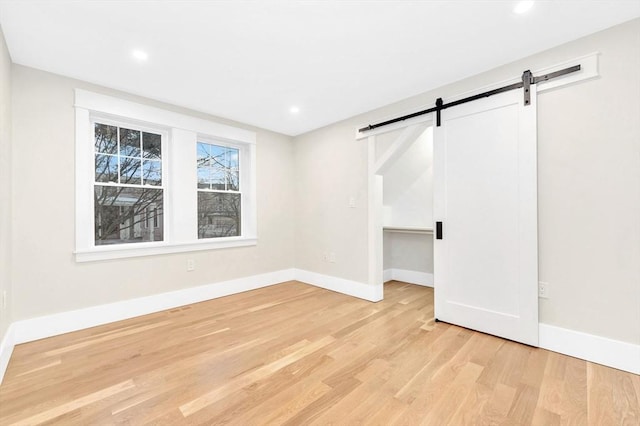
[358,64,581,131]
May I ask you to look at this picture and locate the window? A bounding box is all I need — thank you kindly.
[75,89,257,261]
[93,122,164,245]
[197,142,241,238]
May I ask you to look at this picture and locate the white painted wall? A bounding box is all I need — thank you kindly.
[536,21,640,343]
[375,128,404,162]
[0,26,12,343]
[383,127,433,228]
[10,65,295,321]
[293,120,370,284]
[384,233,433,275]
[294,19,640,345]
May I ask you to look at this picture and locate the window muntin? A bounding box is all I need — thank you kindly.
[197,142,239,191]
[93,121,165,245]
[197,141,241,238]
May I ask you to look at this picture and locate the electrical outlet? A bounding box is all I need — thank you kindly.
[323,253,329,262]
[329,252,336,263]
[187,259,196,272]
[1,290,6,309]
[349,196,356,208]
[538,281,549,299]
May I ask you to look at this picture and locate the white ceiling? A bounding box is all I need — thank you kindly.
[0,1,638,136]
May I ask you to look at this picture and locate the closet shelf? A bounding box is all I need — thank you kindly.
[383,226,434,235]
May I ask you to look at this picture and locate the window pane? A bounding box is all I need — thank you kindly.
[227,169,239,191]
[227,147,239,169]
[120,156,142,184]
[94,186,163,245]
[197,167,210,189]
[142,132,162,159]
[198,192,241,238]
[197,143,211,189]
[143,160,162,186]
[95,154,118,183]
[120,128,141,157]
[209,144,226,169]
[197,142,210,165]
[211,170,226,190]
[94,123,118,154]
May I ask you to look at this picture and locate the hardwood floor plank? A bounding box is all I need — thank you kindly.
[531,407,562,425]
[187,352,337,425]
[446,382,493,425]
[419,362,485,425]
[179,336,335,417]
[561,355,588,424]
[394,327,475,405]
[360,395,408,426]
[520,347,549,389]
[6,380,135,426]
[232,377,332,425]
[43,321,173,356]
[587,362,616,425]
[611,365,640,425]
[281,377,362,426]
[478,382,518,423]
[506,384,540,425]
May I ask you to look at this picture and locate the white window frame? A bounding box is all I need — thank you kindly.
[75,89,257,262]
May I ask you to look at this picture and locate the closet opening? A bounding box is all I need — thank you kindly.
[366,122,434,305]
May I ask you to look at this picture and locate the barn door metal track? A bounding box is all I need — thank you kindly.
[358,65,580,132]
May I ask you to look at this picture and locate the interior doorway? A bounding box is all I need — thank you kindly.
[382,126,434,288]
[365,120,434,301]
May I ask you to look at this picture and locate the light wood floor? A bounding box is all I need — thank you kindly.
[0,281,638,425]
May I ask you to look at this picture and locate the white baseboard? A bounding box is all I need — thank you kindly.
[0,324,15,384]
[294,269,383,302]
[383,268,434,287]
[12,269,296,345]
[539,323,640,375]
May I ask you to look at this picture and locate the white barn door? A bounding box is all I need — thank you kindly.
[433,88,538,346]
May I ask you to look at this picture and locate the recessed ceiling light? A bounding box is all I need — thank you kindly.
[131,49,148,62]
[513,0,534,14]
[289,106,300,114]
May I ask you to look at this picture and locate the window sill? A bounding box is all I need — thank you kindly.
[75,237,257,262]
